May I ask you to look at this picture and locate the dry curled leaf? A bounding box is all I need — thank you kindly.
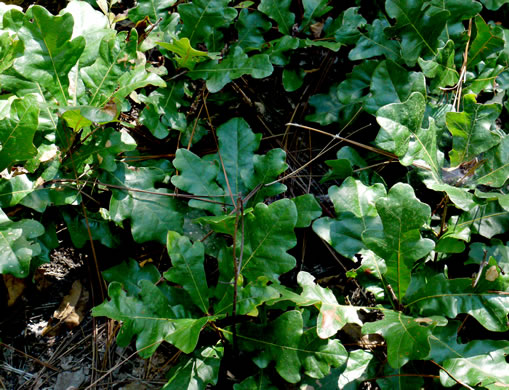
[3,274,26,307]
[485,265,499,282]
[42,280,88,336]
[310,21,324,38]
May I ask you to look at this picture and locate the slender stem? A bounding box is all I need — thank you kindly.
[231,198,241,354]
[0,342,59,372]
[46,178,230,206]
[430,360,475,390]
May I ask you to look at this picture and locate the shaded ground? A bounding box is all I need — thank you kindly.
[1,246,172,389]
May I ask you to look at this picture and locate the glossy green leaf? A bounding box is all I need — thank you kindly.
[297,271,363,338]
[461,201,509,240]
[357,249,387,282]
[214,276,280,316]
[128,0,177,24]
[107,161,184,244]
[60,109,92,131]
[299,38,338,52]
[92,280,209,356]
[313,349,375,390]
[1,6,24,35]
[468,15,505,68]
[384,0,449,66]
[466,60,505,95]
[62,210,119,249]
[446,94,501,166]
[233,310,347,383]
[306,83,343,126]
[377,96,461,198]
[365,60,426,115]
[0,209,45,278]
[14,6,85,104]
[0,3,22,29]
[81,31,165,107]
[314,177,386,259]
[337,61,378,105]
[157,38,218,70]
[236,9,271,52]
[362,183,435,301]
[163,345,223,390]
[320,159,353,183]
[348,18,401,62]
[99,258,198,317]
[264,36,300,66]
[238,199,298,281]
[0,97,39,171]
[338,350,375,389]
[474,136,509,187]
[234,371,278,390]
[430,322,507,361]
[441,347,509,388]
[75,103,122,124]
[165,317,211,354]
[246,149,288,202]
[282,68,305,92]
[376,92,426,156]
[0,175,33,208]
[164,231,209,314]
[292,194,322,228]
[436,215,471,254]
[468,240,509,269]
[481,0,509,9]
[299,329,348,380]
[64,127,136,173]
[0,31,22,73]
[60,0,111,68]
[24,141,57,173]
[215,117,261,197]
[102,258,160,295]
[139,81,188,139]
[180,122,208,147]
[406,272,509,332]
[258,0,295,35]
[188,46,273,93]
[182,209,228,257]
[110,66,166,103]
[376,366,425,389]
[418,40,459,92]
[428,181,476,211]
[362,310,443,368]
[171,149,225,215]
[301,0,332,31]
[430,0,483,22]
[172,118,287,213]
[194,210,252,236]
[178,0,237,49]
[307,61,377,126]
[13,177,81,214]
[324,7,366,45]
[429,323,509,388]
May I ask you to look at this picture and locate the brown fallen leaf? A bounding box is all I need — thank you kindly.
[342,323,385,349]
[3,274,27,307]
[42,280,89,336]
[309,21,324,38]
[415,317,434,324]
[485,265,499,282]
[359,333,385,349]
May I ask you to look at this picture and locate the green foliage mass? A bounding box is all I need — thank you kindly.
[1,0,509,388]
